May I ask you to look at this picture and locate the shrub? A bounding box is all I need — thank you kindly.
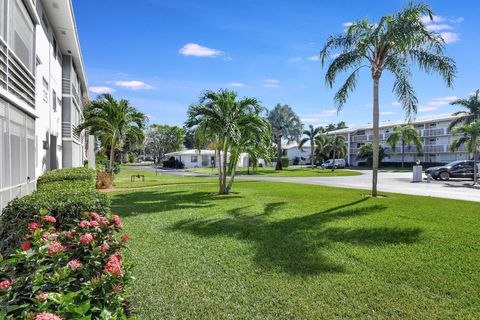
[281,156,290,168]
[37,168,96,190]
[0,210,133,319]
[162,156,185,169]
[0,190,110,256]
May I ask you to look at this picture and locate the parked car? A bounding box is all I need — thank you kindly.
[425,160,479,181]
[322,159,346,169]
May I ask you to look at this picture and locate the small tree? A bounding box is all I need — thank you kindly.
[299,125,324,168]
[146,125,185,164]
[325,136,347,171]
[267,104,303,170]
[357,143,388,167]
[386,124,423,167]
[449,120,480,185]
[448,90,480,130]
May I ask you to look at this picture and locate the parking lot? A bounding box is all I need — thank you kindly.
[239,170,480,202]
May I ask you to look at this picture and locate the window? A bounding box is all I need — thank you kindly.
[42,78,48,103]
[191,155,198,163]
[53,37,57,60]
[11,0,35,72]
[52,90,57,112]
[0,0,5,40]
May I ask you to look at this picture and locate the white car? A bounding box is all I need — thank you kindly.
[322,159,346,169]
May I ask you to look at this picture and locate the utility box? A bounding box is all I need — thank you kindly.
[412,165,423,182]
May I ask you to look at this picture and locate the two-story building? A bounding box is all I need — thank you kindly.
[0,0,87,210]
[327,114,470,166]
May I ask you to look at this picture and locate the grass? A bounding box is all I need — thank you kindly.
[110,182,480,319]
[113,166,214,188]
[186,166,362,177]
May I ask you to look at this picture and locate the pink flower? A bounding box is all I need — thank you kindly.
[21,241,32,251]
[79,233,94,245]
[121,234,129,243]
[47,241,65,255]
[28,222,41,231]
[79,220,91,228]
[36,292,47,302]
[67,259,81,269]
[112,215,123,229]
[25,233,33,239]
[65,230,75,239]
[0,279,12,289]
[90,212,101,221]
[43,215,56,223]
[42,232,52,239]
[90,220,100,228]
[99,242,110,253]
[104,254,124,277]
[35,312,63,320]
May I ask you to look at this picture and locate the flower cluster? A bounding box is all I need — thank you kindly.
[0,210,132,319]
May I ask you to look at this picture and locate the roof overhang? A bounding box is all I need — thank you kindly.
[41,0,88,94]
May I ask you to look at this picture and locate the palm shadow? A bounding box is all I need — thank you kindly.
[172,198,423,275]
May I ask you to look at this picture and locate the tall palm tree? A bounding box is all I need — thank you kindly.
[448,90,480,130]
[299,124,324,168]
[319,3,456,196]
[267,104,303,170]
[186,89,265,194]
[449,120,480,185]
[387,124,423,167]
[325,135,347,171]
[75,94,146,173]
[313,134,330,165]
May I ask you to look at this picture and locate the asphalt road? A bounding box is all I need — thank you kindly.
[131,166,480,202]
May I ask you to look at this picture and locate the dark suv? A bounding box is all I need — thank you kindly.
[425,160,479,181]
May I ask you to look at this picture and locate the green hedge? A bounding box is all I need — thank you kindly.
[281,156,290,168]
[37,167,96,190]
[0,167,109,256]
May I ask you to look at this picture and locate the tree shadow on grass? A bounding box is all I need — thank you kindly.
[171,198,423,275]
[110,189,243,217]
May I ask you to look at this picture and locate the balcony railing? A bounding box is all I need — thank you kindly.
[0,39,35,109]
[424,144,445,153]
[351,135,367,142]
[422,128,446,137]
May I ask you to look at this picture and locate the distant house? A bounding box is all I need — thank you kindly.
[282,143,312,165]
[165,149,250,169]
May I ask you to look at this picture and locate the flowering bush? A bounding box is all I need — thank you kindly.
[0,209,134,319]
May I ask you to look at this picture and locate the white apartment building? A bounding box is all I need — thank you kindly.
[328,114,470,166]
[0,0,87,210]
[282,143,311,165]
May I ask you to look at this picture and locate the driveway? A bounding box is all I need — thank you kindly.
[237,170,480,203]
[130,166,480,202]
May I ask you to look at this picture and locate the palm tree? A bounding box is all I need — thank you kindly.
[357,143,389,167]
[319,3,456,196]
[299,124,324,168]
[313,134,330,165]
[75,94,146,173]
[449,120,480,185]
[386,124,423,167]
[325,135,347,171]
[448,90,480,130]
[266,104,303,170]
[186,89,265,194]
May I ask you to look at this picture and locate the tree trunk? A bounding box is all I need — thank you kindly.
[331,149,336,172]
[401,139,405,168]
[221,147,228,194]
[372,77,380,197]
[474,149,478,186]
[109,140,115,173]
[216,149,223,194]
[311,139,315,168]
[226,164,237,193]
[275,136,283,170]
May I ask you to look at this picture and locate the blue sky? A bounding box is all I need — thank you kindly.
[73,0,479,128]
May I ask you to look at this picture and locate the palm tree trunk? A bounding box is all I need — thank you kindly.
[401,139,405,168]
[372,77,380,197]
[216,149,223,194]
[226,164,237,193]
[275,136,283,170]
[311,139,315,168]
[221,147,228,194]
[474,149,478,185]
[332,149,336,172]
[109,135,116,173]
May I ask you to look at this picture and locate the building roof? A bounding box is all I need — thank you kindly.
[327,113,460,135]
[165,149,217,157]
[42,0,88,94]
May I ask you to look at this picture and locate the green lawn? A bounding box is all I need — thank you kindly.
[186,166,362,177]
[110,182,480,319]
[113,166,214,188]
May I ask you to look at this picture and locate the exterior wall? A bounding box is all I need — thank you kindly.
[283,146,311,165]
[170,152,249,169]
[342,118,469,166]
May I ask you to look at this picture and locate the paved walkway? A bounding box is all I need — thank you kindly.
[131,166,480,202]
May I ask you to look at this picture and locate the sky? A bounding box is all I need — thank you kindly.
[73,0,479,128]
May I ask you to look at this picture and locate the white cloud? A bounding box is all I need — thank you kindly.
[179,43,222,57]
[89,86,116,94]
[342,22,353,28]
[114,80,155,90]
[223,56,233,61]
[228,82,246,87]
[308,41,316,45]
[391,101,402,106]
[418,106,438,113]
[426,24,452,32]
[307,55,320,61]
[440,32,460,43]
[380,111,396,116]
[287,56,302,63]
[301,110,337,123]
[420,15,446,24]
[263,79,280,88]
